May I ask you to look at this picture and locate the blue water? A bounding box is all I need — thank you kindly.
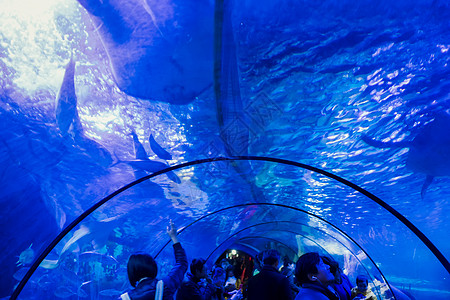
[1,0,450,299]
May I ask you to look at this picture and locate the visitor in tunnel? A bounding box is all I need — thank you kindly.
[120,220,188,300]
[246,249,293,300]
[211,264,226,300]
[280,256,301,298]
[224,267,239,293]
[176,258,222,300]
[294,252,339,300]
[351,275,378,300]
[251,251,264,276]
[321,256,353,300]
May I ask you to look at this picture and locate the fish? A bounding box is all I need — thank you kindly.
[77,281,91,298]
[99,289,123,296]
[79,251,118,265]
[40,259,60,270]
[165,169,181,184]
[123,159,180,184]
[362,114,450,199]
[61,225,90,256]
[55,54,112,167]
[131,131,149,160]
[118,159,168,173]
[13,267,30,281]
[37,274,53,288]
[16,244,35,266]
[115,132,180,184]
[40,220,116,271]
[74,0,214,104]
[149,134,172,160]
[55,54,77,136]
[54,286,76,298]
[74,135,113,167]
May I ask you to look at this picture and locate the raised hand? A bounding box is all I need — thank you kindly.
[167,220,179,244]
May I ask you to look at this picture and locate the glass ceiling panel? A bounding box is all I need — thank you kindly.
[15,158,449,299]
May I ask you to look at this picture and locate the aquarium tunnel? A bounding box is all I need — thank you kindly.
[1,0,450,299]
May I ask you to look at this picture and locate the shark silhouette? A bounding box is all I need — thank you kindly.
[114,131,180,184]
[55,55,112,167]
[55,54,77,137]
[362,114,450,199]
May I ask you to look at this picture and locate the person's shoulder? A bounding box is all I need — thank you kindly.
[249,272,262,280]
[295,289,329,300]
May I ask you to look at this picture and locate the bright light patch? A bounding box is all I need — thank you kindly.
[0,0,81,94]
[1,0,57,19]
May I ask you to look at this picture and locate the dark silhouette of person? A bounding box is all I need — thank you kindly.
[121,220,188,300]
[351,275,378,300]
[247,250,293,300]
[322,256,353,300]
[176,258,221,300]
[294,252,337,300]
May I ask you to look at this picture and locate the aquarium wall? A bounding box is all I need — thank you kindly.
[1,0,450,299]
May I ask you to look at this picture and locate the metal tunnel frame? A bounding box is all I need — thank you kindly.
[203,220,360,261]
[11,156,450,299]
[153,204,387,299]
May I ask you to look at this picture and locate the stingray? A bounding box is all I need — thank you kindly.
[75,0,214,103]
[362,114,450,199]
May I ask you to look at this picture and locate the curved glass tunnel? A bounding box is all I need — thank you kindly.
[2,0,450,299]
[14,159,450,299]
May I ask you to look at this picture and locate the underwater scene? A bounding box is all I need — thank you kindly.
[1,0,450,299]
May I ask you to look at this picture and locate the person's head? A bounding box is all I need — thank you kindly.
[191,258,207,279]
[321,256,341,283]
[221,258,230,270]
[127,252,157,287]
[295,252,334,286]
[262,249,281,267]
[226,267,235,278]
[212,266,226,285]
[356,275,369,292]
